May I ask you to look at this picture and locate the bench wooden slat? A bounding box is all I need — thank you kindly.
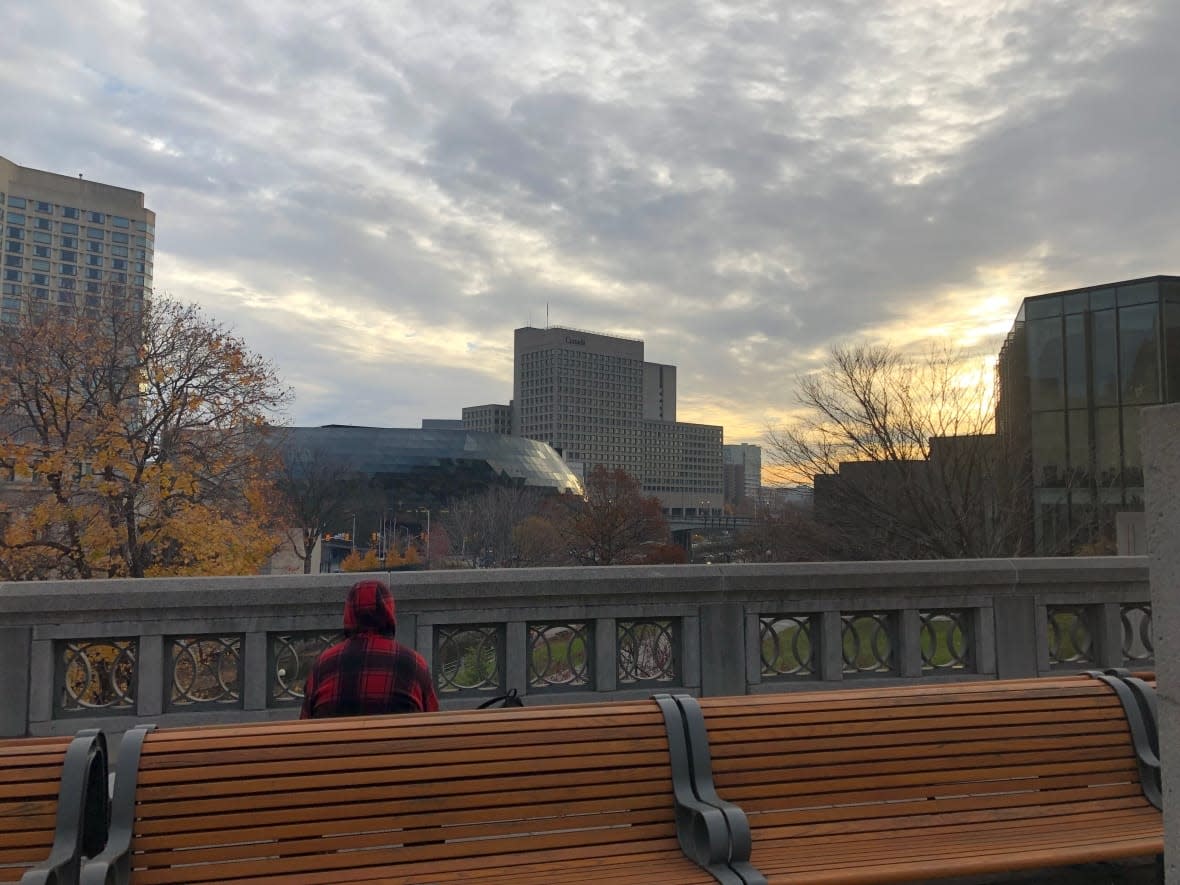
[137,721,667,768]
[238,841,715,885]
[0,738,72,883]
[134,733,668,784]
[135,774,674,830]
[132,821,682,885]
[133,791,675,852]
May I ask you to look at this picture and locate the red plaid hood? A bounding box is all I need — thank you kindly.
[343,580,397,637]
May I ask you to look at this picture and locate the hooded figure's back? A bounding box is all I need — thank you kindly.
[300,580,439,718]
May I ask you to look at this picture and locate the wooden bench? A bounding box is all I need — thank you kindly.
[673,673,1163,884]
[81,700,741,885]
[0,730,108,885]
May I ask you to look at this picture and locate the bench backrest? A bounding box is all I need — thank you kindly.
[118,702,693,883]
[697,677,1150,837]
[0,738,70,883]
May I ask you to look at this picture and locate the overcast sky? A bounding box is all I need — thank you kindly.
[3,1,1177,444]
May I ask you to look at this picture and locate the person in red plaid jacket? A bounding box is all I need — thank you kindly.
[300,579,439,718]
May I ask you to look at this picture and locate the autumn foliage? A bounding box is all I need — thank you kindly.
[0,293,290,579]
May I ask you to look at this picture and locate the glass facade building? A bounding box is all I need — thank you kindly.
[997,275,1180,554]
[284,425,583,505]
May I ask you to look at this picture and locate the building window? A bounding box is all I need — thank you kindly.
[112,216,130,229]
[61,222,78,235]
[59,264,76,276]
[87,241,103,254]
[6,212,25,225]
[33,218,52,231]
[86,228,104,241]
[86,268,102,281]
[111,245,128,258]
[61,237,77,249]
[88,211,105,224]
[112,232,129,244]
[6,227,23,239]
[4,256,21,268]
[87,255,103,267]
[60,250,76,262]
[32,246,49,258]
[4,241,19,253]
[7,197,26,209]
[61,206,79,219]
[32,232,51,245]
[3,270,21,282]
[30,273,48,286]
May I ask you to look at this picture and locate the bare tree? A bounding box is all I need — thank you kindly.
[266,440,363,574]
[439,484,548,567]
[767,343,1028,560]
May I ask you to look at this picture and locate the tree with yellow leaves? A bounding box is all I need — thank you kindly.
[0,291,290,579]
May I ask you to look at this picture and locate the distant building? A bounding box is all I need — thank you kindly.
[285,425,582,503]
[461,404,512,434]
[1,155,155,324]
[421,419,465,430]
[723,444,762,511]
[506,326,723,516]
[997,275,1180,554]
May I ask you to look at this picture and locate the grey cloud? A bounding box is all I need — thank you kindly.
[2,0,1176,439]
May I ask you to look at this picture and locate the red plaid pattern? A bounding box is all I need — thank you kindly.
[300,580,439,719]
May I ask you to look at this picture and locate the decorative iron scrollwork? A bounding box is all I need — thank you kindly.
[1120,604,1153,664]
[435,625,503,695]
[759,615,816,678]
[270,632,343,704]
[58,639,137,714]
[528,623,593,691]
[618,619,678,685]
[841,613,895,675]
[169,636,243,709]
[1047,606,1094,667]
[920,610,973,671]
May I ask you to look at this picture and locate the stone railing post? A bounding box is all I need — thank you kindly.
[698,603,745,697]
[992,595,1040,679]
[0,626,31,737]
[1144,403,1179,884]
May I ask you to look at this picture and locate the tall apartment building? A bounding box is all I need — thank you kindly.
[723,443,762,510]
[508,326,723,516]
[1,155,154,324]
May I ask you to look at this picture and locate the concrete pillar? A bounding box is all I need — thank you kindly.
[699,604,746,697]
[992,596,1039,679]
[1144,404,1179,883]
[0,627,31,737]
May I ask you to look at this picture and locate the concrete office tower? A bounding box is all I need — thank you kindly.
[1,155,155,324]
[512,325,723,516]
[724,443,762,510]
[462,403,513,435]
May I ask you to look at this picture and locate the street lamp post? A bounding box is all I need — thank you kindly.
[422,508,431,567]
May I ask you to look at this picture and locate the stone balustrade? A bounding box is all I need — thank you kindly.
[0,557,1153,739]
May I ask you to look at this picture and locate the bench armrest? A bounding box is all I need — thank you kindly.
[80,725,155,885]
[20,729,109,885]
[654,694,766,885]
